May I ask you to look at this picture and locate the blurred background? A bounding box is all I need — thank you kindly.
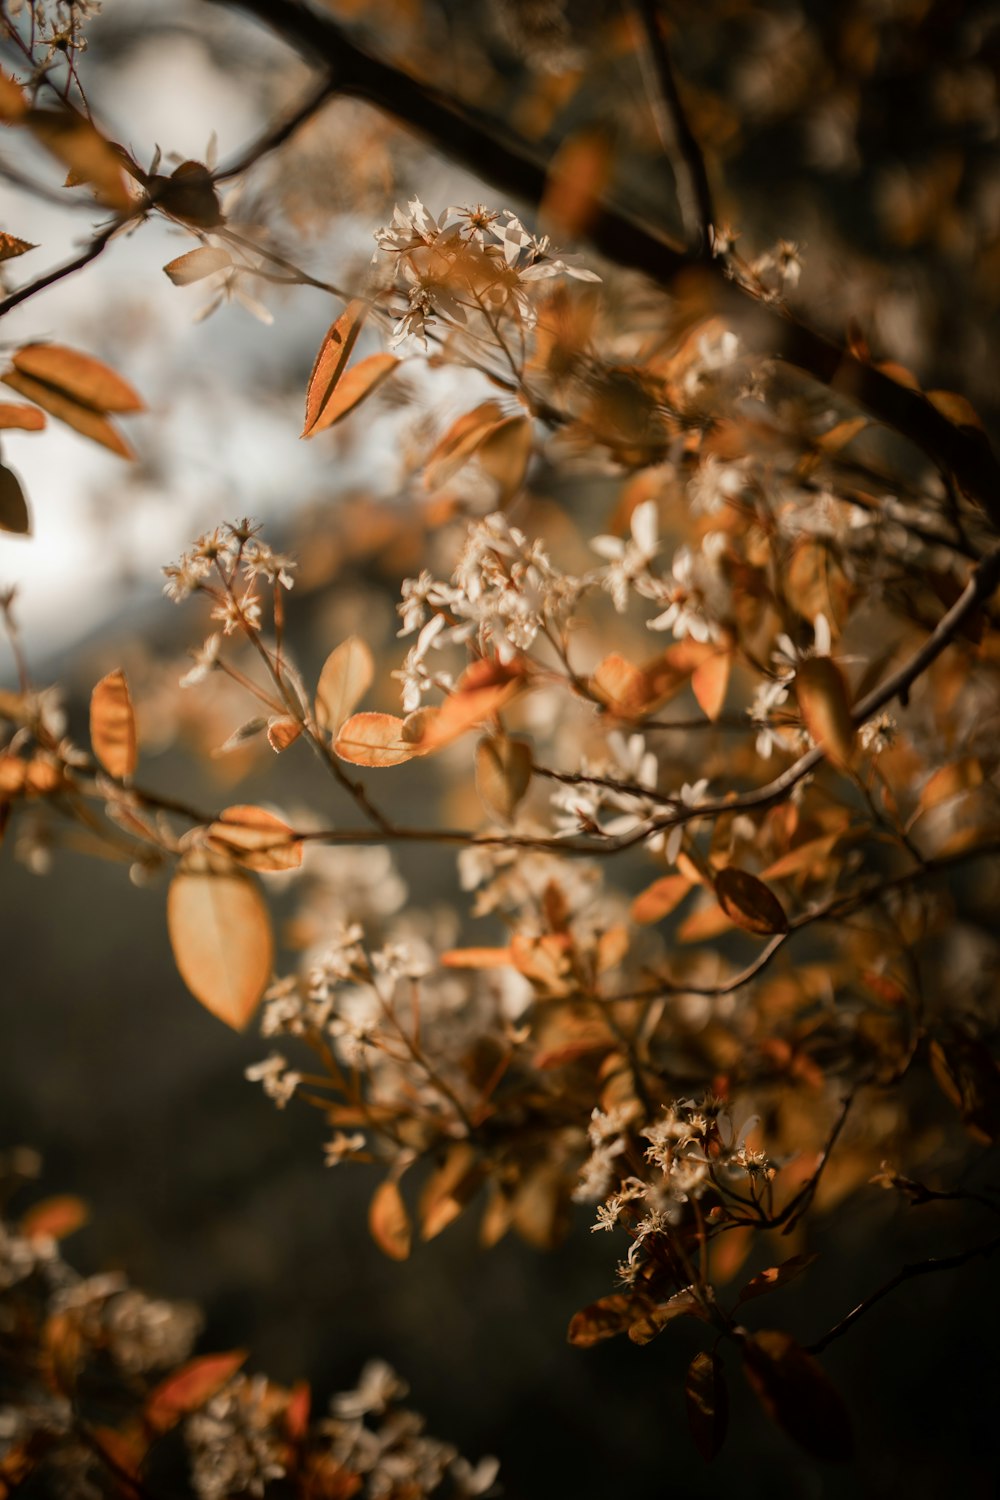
[2,0,1000,1495]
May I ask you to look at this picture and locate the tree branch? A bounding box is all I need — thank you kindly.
[215,0,1000,528]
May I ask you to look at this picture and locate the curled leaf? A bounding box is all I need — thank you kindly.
[26,106,132,211]
[90,668,137,779]
[302,301,367,437]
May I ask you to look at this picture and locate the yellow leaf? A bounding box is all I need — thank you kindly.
[2,370,134,459]
[0,463,30,535]
[796,656,855,767]
[206,805,302,873]
[302,301,367,437]
[302,352,399,435]
[315,636,374,733]
[26,107,131,212]
[714,866,788,936]
[475,734,533,822]
[369,1179,411,1260]
[167,868,273,1029]
[89,668,137,779]
[333,711,415,767]
[12,344,144,413]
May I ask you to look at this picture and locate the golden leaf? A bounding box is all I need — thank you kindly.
[89,668,137,779]
[167,868,273,1030]
[301,301,367,437]
[206,805,302,873]
[302,352,399,435]
[333,711,415,767]
[369,1179,411,1260]
[12,344,143,413]
[541,128,614,239]
[0,69,27,122]
[315,635,374,733]
[150,161,223,227]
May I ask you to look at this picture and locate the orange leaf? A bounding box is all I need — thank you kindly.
[206,805,302,873]
[0,464,30,535]
[303,352,399,435]
[423,401,505,490]
[333,711,415,767]
[440,946,513,969]
[302,301,367,437]
[630,873,692,925]
[2,370,134,459]
[267,715,302,752]
[691,650,732,721]
[0,402,45,431]
[12,344,143,413]
[796,656,855,767]
[419,1144,485,1241]
[316,636,374,733]
[146,1351,247,1434]
[714,866,788,936]
[90,668,137,779]
[167,868,273,1029]
[20,1195,88,1242]
[26,106,132,212]
[369,1179,411,1260]
[541,128,614,239]
[414,659,524,753]
[0,69,27,122]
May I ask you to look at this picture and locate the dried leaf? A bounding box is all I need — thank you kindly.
[920,757,983,812]
[926,389,985,432]
[741,1330,853,1462]
[2,370,134,459]
[333,712,415,767]
[0,464,30,535]
[316,636,374,733]
[369,1179,411,1260]
[163,245,232,286]
[736,1253,818,1305]
[146,1351,248,1433]
[423,401,505,490]
[206,806,302,873]
[302,302,367,437]
[796,656,855,767]
[20,1195,88,1242]
[413,659,524,753]
[303,352,399,435]
[151,161,223,227]
[419,1144,486,1241]
[631,874,693,925]
[685,1351,728,1461]
[627,1286,707,1345]
[475,735,533,822]
[12,344,143,413]
[929,1032,1000,1145]
[167,868,273,1030]
[0,69,27,122]
[26,107,132,211]
[0,402,45,431]
[0,233,35,263]
[566,1294,635,1347]
[714,867,788,936]
[90,668,137,779]
[691,650,732,721]
[267,715,302,753]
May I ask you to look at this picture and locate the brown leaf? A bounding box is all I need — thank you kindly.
[163,245,232,286]
[2,370,134,458]
[419,1144,486,1241]
[206,806,302,873]
[12,344,143,413]
[736,1253,818,1306]
[423,401,504,490]
[0,70,27,122]
[475,413,534,503]
[627,1286,708,1345]
[929,1032,1000,1145]
[26,107,132,211]
[90,668,137,778]
[145,1351,247,1434]
[302,302,367,437]
[631,874,693,925]
[20,1195,88,1242]
[316,636,374,733]
[303,352,399,435]
[685,1351,728,1462]
[167,868,273,1030]
[475,734,533,822]
[369,1179,411,1260]
[333,711,415,767]
[0,233,35,263]
[151,161,223,227]
[566,1294,635,1347]
[0,463,30,535]
[0,402,45,431]
[796,656,855,767]
[714,867,788,936]
[741,1330,853,1462]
